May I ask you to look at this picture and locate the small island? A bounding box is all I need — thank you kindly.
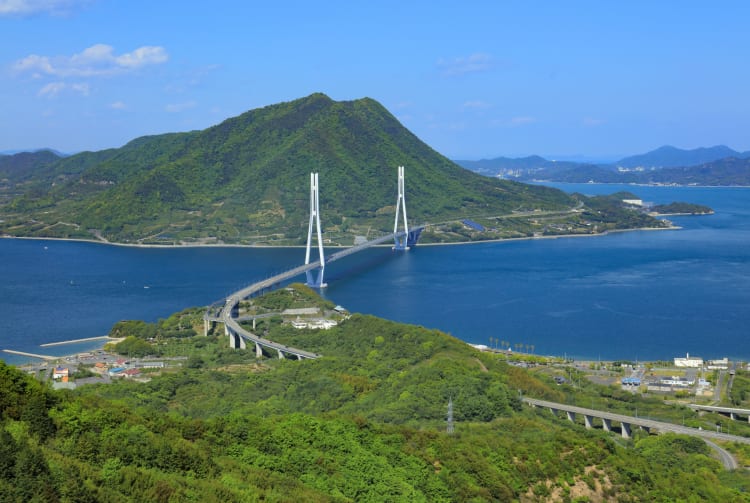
[650,202,714,216]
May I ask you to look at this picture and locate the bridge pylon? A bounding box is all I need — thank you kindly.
[393,165,410,250]
[305,172,327,288]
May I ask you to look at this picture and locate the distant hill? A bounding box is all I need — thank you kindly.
[639,157,750,185]
[616,145,750,168]
[0,93,575,244]
[0,150,63,183]
[454,156,597,179]
[457,146,750,186]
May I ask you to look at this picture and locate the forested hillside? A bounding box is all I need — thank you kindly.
[0,94,575,245]
[1,286,748,501]
[1,94,674,246]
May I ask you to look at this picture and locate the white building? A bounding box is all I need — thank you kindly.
[707,357,729,370]
[622,199,644,206]
[674,353,703,368]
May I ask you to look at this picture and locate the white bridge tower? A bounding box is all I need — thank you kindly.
[393,165,410,250]
[305,172,326,288]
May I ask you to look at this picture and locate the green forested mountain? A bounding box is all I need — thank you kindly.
[2,286,748,501]
[0,150,63,182]
[1,93,586,244]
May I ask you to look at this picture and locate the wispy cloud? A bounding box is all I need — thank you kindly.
[463,100,492,110]
[109,101,126,110]
[37,81,89,97]
[0,0,92,17]
[165,101,196,113]
[14,43,168,78]
[437,53,493,77]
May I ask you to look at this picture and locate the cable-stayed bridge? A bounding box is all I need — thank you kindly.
[204,167,422,360]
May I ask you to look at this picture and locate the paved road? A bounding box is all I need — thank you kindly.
[525,397,750,444]
[705,440,739,470]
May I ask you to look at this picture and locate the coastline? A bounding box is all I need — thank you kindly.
[2,223,680,250]
[4,336,124,367]
[530,181,750,189]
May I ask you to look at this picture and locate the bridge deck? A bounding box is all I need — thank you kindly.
[210,229,422,359]
[688,404,750,416]
[524,397,750,444]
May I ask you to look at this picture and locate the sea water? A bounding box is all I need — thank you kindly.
[1,185,748,364]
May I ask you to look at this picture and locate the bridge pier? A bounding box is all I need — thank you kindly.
[549,407,558,417]
[255,341,263,358]
[621,422,632,439]
[602,418,612,432]
[584,415,594,429]
[277,349,285,360]
[730,412,737,421]
[227,329,246,350]
[566,411,576,423]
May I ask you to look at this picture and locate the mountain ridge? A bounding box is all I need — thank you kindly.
[0,93,576,244]
[455,144,750,185]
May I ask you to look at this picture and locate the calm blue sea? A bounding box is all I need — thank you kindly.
[1,184,748,364]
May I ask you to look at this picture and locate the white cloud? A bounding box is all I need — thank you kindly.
[0,0,91,16]
[109,101,127,110]
[165,101,196,113]
[38,82,65,97]
[437,53,493,77]
[14,43,168,78]
[70,82,89,95]
[115,46,168,68]
[37,81,89,97]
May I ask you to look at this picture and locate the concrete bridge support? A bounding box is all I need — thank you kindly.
[228,330,246,350]
[254,342,263,358]
[566,411,576,423]
[203,318,214,337]
[277,349,285,359]
[549,407,558,417]
[602,418,612,432]
[584,415,594,429]
[621,422,632,439]
[730,412,737,421]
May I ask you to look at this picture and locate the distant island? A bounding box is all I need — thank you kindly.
[650,202,714,216]
[0,94,676,246]
[455,145,750,186]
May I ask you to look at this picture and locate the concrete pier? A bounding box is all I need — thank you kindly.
[621,422,632,439]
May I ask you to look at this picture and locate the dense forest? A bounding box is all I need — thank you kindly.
[0,94,672,246]
[1,285,749,501]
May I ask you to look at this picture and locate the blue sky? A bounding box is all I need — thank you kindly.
[2,1,749,160]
